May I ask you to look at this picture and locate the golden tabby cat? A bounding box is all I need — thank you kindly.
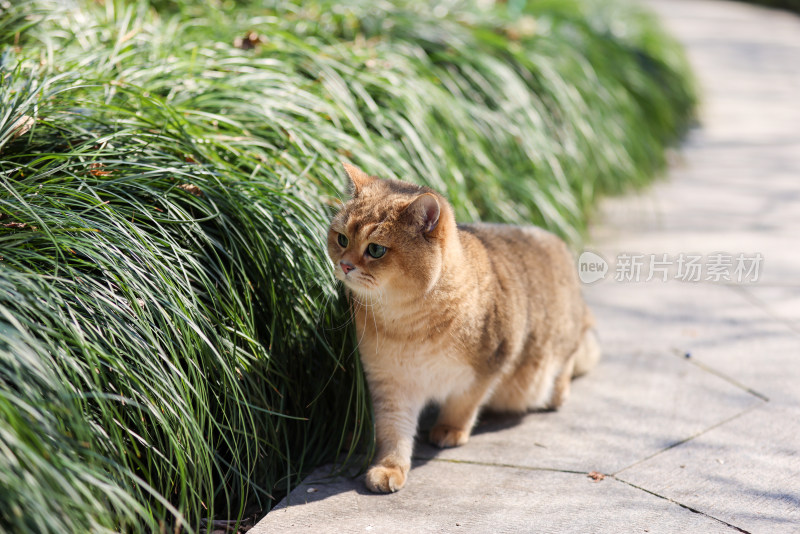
[327,163,600,493]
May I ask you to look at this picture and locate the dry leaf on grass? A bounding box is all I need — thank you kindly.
[234,31,264,50]
[177,183,204,197]
[9,115,35,140]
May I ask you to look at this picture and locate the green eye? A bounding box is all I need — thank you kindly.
[337,233,348,248]
[367,243,387,259]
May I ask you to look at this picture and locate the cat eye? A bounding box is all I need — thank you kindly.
[366,243,387,259]
[337,233,348,248]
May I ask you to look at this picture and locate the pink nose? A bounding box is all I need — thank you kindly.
[340,261,355,275]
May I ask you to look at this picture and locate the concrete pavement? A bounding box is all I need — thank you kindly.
[254,1,800,532]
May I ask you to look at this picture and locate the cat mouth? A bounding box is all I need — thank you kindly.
[336,271,378,293]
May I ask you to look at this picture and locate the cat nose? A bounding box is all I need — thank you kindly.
[340,261,355,275]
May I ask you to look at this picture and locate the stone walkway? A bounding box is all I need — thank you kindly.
[254,1,800,532]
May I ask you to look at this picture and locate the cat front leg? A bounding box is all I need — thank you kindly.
[365,388,423,493]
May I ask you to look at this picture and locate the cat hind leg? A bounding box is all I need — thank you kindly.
[548,329,601,409]
[429,378,495,448]
[572,328,601,378]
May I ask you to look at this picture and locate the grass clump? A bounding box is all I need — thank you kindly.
[1,0,696,531]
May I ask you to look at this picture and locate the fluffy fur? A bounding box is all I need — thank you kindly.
[327,163,600,493]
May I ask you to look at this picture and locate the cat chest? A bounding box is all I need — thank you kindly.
[360,338,476,402]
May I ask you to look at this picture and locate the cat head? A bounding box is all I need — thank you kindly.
[327,163,454,300]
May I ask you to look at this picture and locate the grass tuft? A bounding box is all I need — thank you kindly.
[1,0,695,531]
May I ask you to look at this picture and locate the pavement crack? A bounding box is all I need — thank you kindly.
[612,402,765,477]
[414,456,587,476]
[728,284,800,339]
[612,476,753,533]
[686,357,770,402]
[673,348,770,402]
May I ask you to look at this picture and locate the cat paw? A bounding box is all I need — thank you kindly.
[429,424,469,448]
[365,465,406,493]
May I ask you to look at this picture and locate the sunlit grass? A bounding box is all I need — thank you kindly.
[1,0,695,531]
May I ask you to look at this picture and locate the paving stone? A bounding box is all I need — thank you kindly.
[739,285,800,334]
[584,280,800,405]
[585,233,799,287]
[592,0,800,290]
[645,0,800,145]
[681,317,800,407]
[593,142,800,241]
[583,281,783,356]
[411,345,761,475]
[254,461,736,534]
[587,147,800,287]
[618,403,800,534]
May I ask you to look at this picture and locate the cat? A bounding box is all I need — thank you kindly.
[327,162,600,493]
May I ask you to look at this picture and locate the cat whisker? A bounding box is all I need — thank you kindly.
[352,297,370,351]
[315,280,358,334]
[368,290,382,356]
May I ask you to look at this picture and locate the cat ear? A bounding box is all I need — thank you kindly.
[405,193,440,234]
[342,162,375,196]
